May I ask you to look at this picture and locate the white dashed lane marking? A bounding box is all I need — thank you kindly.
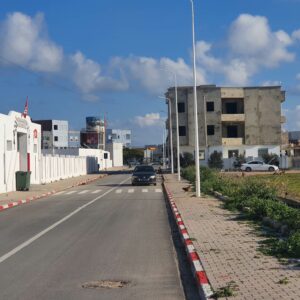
[66,191,76,195]
[55,191,66,195]
[91,190,102,194]
[56,188,162,196]
[78,190,89,194]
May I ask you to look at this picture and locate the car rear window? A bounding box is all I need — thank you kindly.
[134,166,155,172]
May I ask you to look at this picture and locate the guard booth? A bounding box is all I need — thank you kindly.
[0,111,41,193]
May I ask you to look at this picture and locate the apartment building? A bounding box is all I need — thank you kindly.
[165,85,285,163]
[106,129,131,148]
[33,119,69,149]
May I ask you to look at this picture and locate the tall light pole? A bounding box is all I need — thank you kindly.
[159,96,174,174]
[164,70,181,181]
[189,0,201,197]
[173,74,181,181]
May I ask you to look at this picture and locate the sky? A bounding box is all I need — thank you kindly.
[0,0,299,146]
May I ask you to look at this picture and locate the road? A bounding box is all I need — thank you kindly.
[0,172,188,300]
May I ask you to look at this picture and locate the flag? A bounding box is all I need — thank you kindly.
[22,96,28,118]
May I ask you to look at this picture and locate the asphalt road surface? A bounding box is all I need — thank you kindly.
[0,173,190,300]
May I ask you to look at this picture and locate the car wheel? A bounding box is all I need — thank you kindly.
[245,167,251,172]
[269,167,275,172]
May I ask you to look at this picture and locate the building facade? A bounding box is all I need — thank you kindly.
[0,111,41,193]
[68,130,81,148]
[33,120,69,149]
[106,129,131,148]
[80,117,105,150]
[165,85,285,164]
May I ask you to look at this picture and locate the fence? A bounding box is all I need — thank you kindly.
[40,154,98,184]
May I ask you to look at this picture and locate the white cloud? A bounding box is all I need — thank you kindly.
[70,51,128,97]
[134,113,165,127]
[292,29,300,41]
[0,12,63,72]
[196,14,298,85]
[229,14,294,67]
[285,105,300,130]
[261,80,282,86]
[110,55,206,94]
[195,41,254,85]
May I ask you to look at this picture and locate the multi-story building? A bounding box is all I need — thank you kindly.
[165,85,285,163]
[68,130,81,148]
[80,117,105,150]
[106,129,131,148]
[33,120,69,149]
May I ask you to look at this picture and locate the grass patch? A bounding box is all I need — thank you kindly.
[181,166,300,259]
[213,281,238,298]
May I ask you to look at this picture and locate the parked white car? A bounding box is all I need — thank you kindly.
[241,160,279,172]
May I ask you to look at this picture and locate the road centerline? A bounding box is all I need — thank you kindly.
[0,177,130,265]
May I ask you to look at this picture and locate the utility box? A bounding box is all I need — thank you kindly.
[16,171,31,191]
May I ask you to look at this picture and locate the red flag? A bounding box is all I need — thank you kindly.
[22,96,28,118]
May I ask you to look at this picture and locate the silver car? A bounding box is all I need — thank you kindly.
[241,160,279,172]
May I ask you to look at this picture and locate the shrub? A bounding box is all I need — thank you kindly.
[180,152,195,168]
[262,152,279,166]
[181,165,195,183]
[208,151,223,169]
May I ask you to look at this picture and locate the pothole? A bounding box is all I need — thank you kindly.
[82,280,129,289]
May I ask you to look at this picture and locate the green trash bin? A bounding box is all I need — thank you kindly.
[16,171,31,191]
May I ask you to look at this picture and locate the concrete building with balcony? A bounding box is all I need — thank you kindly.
[165,85,285,164]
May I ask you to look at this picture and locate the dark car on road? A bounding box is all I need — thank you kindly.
[131,165,157,186]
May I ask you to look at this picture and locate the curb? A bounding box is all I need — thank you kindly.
[0,174,107,213]
[163,183,214,300]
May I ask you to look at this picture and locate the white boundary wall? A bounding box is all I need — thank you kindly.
[40,154,87,184]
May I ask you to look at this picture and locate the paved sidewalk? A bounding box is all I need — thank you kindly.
[164,174,300,300]
[0,174,104,207]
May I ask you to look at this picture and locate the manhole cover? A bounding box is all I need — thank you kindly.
[82,280,129,289]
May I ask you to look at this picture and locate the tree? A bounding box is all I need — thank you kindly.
[180,152,195,168]
[262,153,279,166]
[233,154,246,168]
[208,151,223,169]
[123,148,144,164]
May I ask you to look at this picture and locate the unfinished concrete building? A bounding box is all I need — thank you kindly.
[165,85,285,164]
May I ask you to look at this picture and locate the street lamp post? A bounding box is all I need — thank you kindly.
[189,0,201,197]
[159,96,174,174]
[174,74,181,181]
[161,68,181,180]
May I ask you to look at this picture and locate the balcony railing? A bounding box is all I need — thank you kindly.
[222,138,244,146]
[221,114,245,122]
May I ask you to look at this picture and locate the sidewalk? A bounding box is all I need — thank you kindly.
[164,174,300,300]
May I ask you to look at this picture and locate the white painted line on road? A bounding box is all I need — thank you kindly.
[0,177,130,265]
[128,189,134,193]
[116,189,122,194]
[155,189,162,193]
[91,189,102,194]
[54,191,66,195]
[142,189,148,193]
[66,191,76,195]
[78,190,89,194]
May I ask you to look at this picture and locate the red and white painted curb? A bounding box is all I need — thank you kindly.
[163,184,214,299]
[0,175,106,213]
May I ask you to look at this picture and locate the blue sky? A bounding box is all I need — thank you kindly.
[0,0,299,146]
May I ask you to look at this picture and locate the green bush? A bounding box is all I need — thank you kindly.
[208,151,224,169]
